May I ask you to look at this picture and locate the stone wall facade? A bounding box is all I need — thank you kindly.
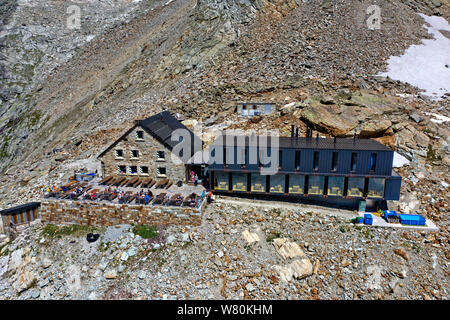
[99,125,186,182]
[39,200,203,227]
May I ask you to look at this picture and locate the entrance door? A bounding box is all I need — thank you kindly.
[12,214,18,225]
[187,165,203,183]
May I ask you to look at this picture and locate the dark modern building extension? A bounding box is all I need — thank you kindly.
[207,127,401,210]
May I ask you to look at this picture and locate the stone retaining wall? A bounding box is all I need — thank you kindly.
[40,200,203,227]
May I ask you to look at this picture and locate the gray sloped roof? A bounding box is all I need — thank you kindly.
[213,135,392,152]
[0,202,41,216]
[137,111,203,157]
[97,111,202,160]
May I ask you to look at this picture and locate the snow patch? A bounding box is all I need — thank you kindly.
[379,14,450,100]
[425,112,450,124]
[393,152,410,168]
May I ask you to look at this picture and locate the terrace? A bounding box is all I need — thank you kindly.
[44,175,207,209]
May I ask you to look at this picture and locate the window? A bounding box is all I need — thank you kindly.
[115,149,124,158]
[308,176,325,195]
[328,176,345,196]
[278,150,283,168]
[370,153,377,172]
[130,166,137,175]
[214,172,229,191]
[242,105,248,116]
[131,150,139,158]
[289,175,305,194]
[239,148,246,168]
[258,149,264,168]
[223,147,227,166]
[250,174,266,192]
[118,165,126,174]
[140,166,149,175]
[269,175,285,194]
[157,150,165,160]
[232,173,247,191]
[136,130,144,140]
[351,152,357,172]
[253,105,261,116]
[347,177,365,197]
[157,167,166,176]
[331,152,338,172]
[295,150,301,170]
[313,151,320,171]
[368,178,385,198]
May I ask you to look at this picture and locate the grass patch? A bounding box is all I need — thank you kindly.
[132,225,158,239]
[266,231,282,243]
[41,224,101,238]
[361,228,374,239]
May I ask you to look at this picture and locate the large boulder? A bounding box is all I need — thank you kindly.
[13,270,36,293]
[300,101,357,136]
[359,119,392,138]
[274,258,313,283]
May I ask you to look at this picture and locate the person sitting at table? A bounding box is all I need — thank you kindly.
[148,190,153,197]
[144,194,150,204]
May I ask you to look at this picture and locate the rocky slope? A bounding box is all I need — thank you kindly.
[0,200,448,300]
[0,0,448,172]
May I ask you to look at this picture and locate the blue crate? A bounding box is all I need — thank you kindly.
[364,214,373,225]
[399,214,426,226]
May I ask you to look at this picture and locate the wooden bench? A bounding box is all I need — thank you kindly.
[99,176,114,185]
[153,192,167,205]
[167,194,183,206]
[127,177,139,187]
[155,179,169,189]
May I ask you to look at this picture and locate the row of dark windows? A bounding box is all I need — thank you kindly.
[115,149,166,160]
[117,165,166,176]
[213,172,385,199]
[222,148,378,173]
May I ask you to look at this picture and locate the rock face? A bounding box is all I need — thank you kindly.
[0,0,446,177]
[273,238,304,259]
[0,196,449,300]
[272,238,312,283]
[300,101,357,136]
[359,120,392,138]
[0,0,147,171]
[13,270,36,293]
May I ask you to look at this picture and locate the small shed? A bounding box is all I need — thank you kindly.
[236,102,276,117]
[0,202,41,229]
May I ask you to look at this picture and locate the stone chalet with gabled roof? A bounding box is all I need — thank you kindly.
[97,111,203,182]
